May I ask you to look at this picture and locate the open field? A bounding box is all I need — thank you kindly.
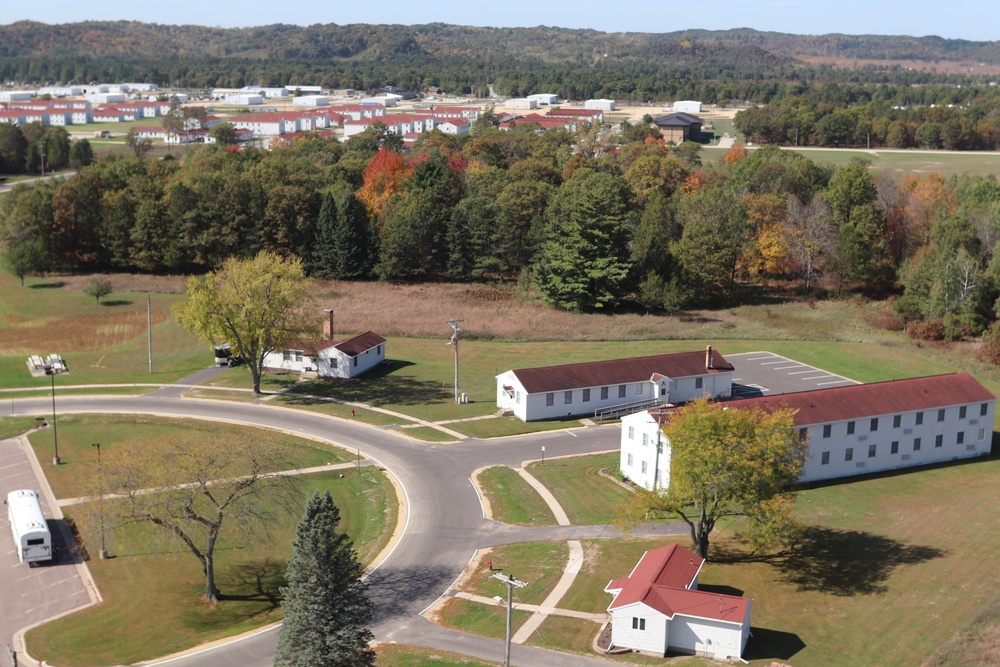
[375,644,499,666]
[23,416,395,667]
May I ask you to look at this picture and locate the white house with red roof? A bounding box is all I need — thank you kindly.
[263,313,386,379]
[436,118,469,134]
[621,372,996,489]
[605,543,751,660]
[496,346,733,422]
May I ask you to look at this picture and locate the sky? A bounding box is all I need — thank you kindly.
[3,0,999,42]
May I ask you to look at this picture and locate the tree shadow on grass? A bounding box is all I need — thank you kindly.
[29,281,66,289]
[287,362,447,408]
[716,526,946,597]
[217,557,286,612]
[100,299,133,306]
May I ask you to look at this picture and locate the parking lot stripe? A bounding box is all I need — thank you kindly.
[760,361,787,365]
[802,375,832,380]
[818,380,854,386]
[787,370,818,375]
[746,356,777,361]
[774,365,805,370]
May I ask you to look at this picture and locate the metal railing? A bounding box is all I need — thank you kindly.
[593,397,666,422]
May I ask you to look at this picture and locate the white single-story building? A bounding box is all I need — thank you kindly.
[527,93,558,105]
[87,93,125,104]
[673,100,702,114]
[505,98,538,110]
[0,91,34,102]
[621,372,996,490]
[496,347,733,422]
[292,95,329,107]
[263,331,386,379]
[226,94,264,106]
[585,98,616,111]
[606,543,751,660]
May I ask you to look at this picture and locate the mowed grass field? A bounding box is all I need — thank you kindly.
[22,415,397,667]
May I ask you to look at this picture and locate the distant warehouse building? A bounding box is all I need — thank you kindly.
[527,94,558,105]
[673,100,702,113]
[0,91,33,102]
[226,94,264,106]
[505,98,538,110]
[292,95,329,107]
[585,99,616,111]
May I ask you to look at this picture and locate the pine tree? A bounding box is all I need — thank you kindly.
[331,191,372,280]
[311,192,340,279]
[274,491,375,667]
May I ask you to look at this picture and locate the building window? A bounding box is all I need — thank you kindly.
[821,451,830,465]
[847,421,855,435]
[891,441,899,454]
[627,453,633,467]
[914,438,921,451]
[628,426,634,440]
[916,412,924,425]
[641,461,647,474]
[636,383,643,396]
[642,433,648,447]
[632,617,645,631]
[799,427,808,440]
[516,391,521,404]
[979,428,986,441]
[353,356,357,367]
[823,424,832,438]
[870,418,879,432]
[868,444,877,458]
[583,389,590,402]
[695,377,703,389]
[935,434,943,448]
[845,448,853,462]
[564,391,572,405]
[957,431,965,445]
[546,393,554,407]
[893,415,901,429]
[959,406,967,419]
[981,403,989,416]
[601,387,609,400]
[618,385,626,398]
[937,409,946,422]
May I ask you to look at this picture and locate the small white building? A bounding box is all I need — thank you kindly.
[436,118,469,135]
[39,86,84,97]
[87,93,125,104]
[621,372,997,490]
[287,85,323,94]
[293,95,329,107]
[585,98,616,111]
[527,94,558,105]
[263,328,387,380]
[606,543,751,660]
[120,82,159,92]
[505,98,538,111]
[673,100,702,114]
[226,94,264,106]
[496,347,733,422]
[0,91,34,102]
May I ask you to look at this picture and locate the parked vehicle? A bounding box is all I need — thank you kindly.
[6,490,52,565]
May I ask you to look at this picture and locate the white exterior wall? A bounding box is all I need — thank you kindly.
[496,372,666,422]
[800,400,996,482]
[437,121,469,135]
[226,95,264,106]
[674,101,702,113]
[318,343,385,379]
[293,95,329,106]
[669,614,747,660]
[506,98,537,110]
[87,93,125,104]
[620,411,670,490]
[527,94,558,105]
[262,349,317,374]
[0,91,34,101]
[585,99,616,111]
[610,604,668,655]
[669,372,733,403]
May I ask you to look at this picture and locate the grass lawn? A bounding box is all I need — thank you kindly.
[181,388,259,402]
[450,416,580,439]
[399,426,461,442]
[202,369,299,392]
[465,542,568,606]
[476,466,556,525]
[434,598,533,640]
[0,415,45,439]
[29,466,394,667]
[272,395,418,427]
[525,453,630,525]
[27,415,351,500]
[0,386,156,399]
[548,455,1000,667]
[375,644,499,666]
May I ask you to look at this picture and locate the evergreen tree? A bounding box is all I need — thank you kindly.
[274,491,375,667]
[331,190,373,280]
[311,192,340,279]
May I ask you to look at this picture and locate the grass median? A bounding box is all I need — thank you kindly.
[476,466,556,525]
[525,452,629,525]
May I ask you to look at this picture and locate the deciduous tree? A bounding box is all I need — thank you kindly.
[84,276,113,303]
[174,251,317,394]
[274,491,375,667]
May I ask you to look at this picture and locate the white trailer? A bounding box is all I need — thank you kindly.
[6,490,52,564]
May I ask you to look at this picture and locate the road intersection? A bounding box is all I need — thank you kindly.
[6,392,673,666]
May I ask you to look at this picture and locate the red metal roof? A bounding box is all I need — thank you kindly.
[510,349,733,394]
[332,331,386,357]
[720,372,994,425]
[606,544,749,624]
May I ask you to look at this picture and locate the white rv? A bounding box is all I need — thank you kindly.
[6,490,53,564]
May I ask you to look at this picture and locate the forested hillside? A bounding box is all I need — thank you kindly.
[1,21,998,99]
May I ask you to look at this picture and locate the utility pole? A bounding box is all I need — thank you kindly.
[147,293,153,375]
[91,443,108,559]
[491,572,528,667]
[48,369,60,465]
[447,319,464,404]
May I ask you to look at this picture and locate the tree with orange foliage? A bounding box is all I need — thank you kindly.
[723,143,749,165]
[357,148,412,223]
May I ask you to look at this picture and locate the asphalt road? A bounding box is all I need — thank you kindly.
[8,394,650,667]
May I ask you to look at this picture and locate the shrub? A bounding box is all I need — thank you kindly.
[908,318,945,341]
[978,322,1000,365]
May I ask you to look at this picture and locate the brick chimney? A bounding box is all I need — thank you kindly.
[323,309,334,340]
[706,345,714,370]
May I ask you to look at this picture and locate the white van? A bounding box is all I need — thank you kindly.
[6,490,53,564]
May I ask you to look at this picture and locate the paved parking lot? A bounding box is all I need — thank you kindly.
[0,435,91,664]
[726,351,858,398]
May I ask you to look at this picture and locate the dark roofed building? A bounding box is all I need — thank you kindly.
[496,347,734,421]
[653,112,702,143]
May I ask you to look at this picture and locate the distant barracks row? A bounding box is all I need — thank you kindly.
[495,348,996,485]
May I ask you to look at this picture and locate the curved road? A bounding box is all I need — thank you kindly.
[8,393,655,667]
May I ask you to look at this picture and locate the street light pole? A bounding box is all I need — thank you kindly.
[491,572,528,667]
[91,443,108,559]
[447,319,465,404]
[48,370,60,465]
